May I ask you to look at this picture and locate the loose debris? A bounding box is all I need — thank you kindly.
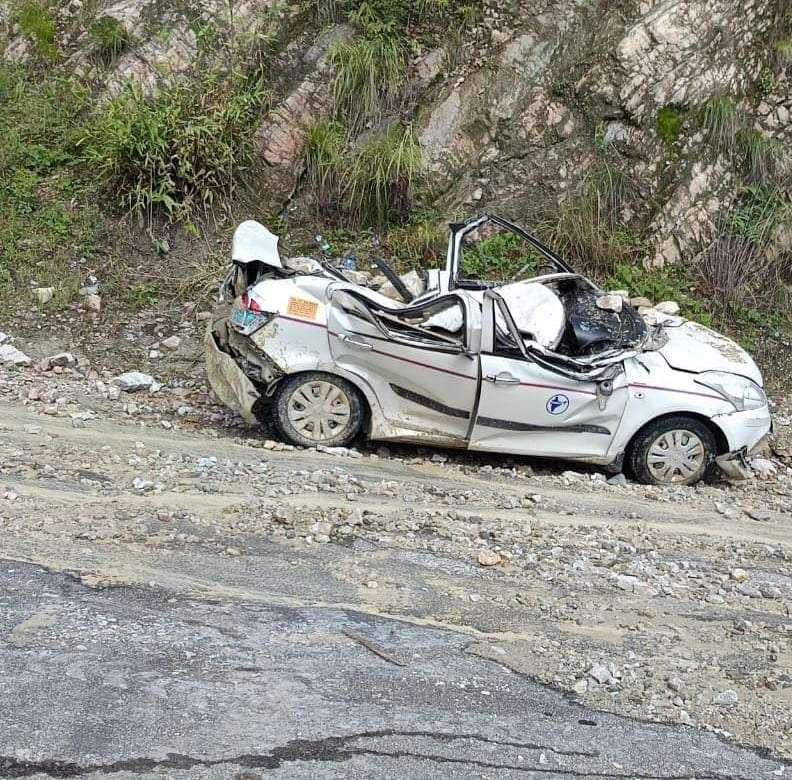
[342,628,408,667]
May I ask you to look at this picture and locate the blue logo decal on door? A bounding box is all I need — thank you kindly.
[546,394,570,415]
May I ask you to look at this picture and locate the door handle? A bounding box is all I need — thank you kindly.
[485,372,521,385]
[338,333,373,351]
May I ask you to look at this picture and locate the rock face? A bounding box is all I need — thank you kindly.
[1,0,789,267]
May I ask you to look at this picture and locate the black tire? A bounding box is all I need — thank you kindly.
[627,415,717,486]
[268,372,365,449]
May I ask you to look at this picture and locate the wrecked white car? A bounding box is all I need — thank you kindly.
[206,215,771,486]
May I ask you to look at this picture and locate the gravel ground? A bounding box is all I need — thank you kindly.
[2,337,792,771]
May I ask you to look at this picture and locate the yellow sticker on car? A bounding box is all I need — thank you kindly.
[287,297,319,320]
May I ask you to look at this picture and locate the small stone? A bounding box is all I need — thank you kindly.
[667,677,684,693]
[630,297,652,308]
[225,546,242,557]
[0,344,31,366]
[161,335,181,351]
[746,508,771,522]
[588,663,612,685]
[596,294,623,313]
[47,352,77,368]
[85,294,101,313]
[573,678,588,695]
[655,301,680,315]
[759,584,782,599]
[33,287,54,305]
[730,568,749,582]
[607,473,628,486]
[477,549,502,567]
[114,372,155,392]
[712,689,739,707]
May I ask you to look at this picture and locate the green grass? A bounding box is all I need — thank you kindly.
[88,16,129,63]
[303,119,345,215]
[736,130,783,186]
[302,121,422,227]
[700,95,741,156]
[383,208,446,270]
[775,39,792,68]
[346,123,422,226]
[126,283,159,309]
[328,36,404,131]
[545,162,637,278]
[727,185,788,243]
[0,64,100,302]
[656,105,683,149]
[79,68,266,225]
[606,263,713,326]
[15,0,57,60]
[460,231,539,282]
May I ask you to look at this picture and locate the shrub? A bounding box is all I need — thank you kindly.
[0,64,98,298]
[88,16,129,63]
[460,230,540,282]
[736,129,783,186]
[16,0,57,60]
[80,69,266,224]
[303,119,345,216]
[328,36,404,131]
[546,162,637,278]
[773,39,792,71]
[700,95,741,156]
[302,121,422,227]
[383,209,445,270]
[727,185,788,243]
[346,123,422,225]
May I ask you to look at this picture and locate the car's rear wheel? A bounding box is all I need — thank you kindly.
[269,372,364,448]
[628,415,717,486]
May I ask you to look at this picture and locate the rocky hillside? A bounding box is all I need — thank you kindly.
[1,0,791,355]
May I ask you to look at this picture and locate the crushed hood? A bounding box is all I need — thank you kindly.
[658,320,763,386]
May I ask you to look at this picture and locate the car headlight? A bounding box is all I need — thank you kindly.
[695,371,766,411]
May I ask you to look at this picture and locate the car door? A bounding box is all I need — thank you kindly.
[469,291,629,459]
[327,287,481,445]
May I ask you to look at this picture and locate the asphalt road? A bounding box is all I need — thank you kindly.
[0,562,787,780]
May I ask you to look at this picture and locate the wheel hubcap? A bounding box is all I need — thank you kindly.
[646,429,705,483]
[287,381,351,443]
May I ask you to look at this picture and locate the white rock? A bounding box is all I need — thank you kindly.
[0,344,31,366]
[161,335,181,351]
[712,689,739,707]
[655,300,680,315]
[33,287,55,305]
[596,295,623,313]
[85,294,101,313]
[114,372,155,392]
[588,663,612,684]
[729,568,749,582]
[477,549,501,567]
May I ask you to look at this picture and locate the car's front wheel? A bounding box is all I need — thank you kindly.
[269,372,365,449]
[628,415,717,486]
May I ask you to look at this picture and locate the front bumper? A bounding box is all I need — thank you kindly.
[713,404,772,453]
